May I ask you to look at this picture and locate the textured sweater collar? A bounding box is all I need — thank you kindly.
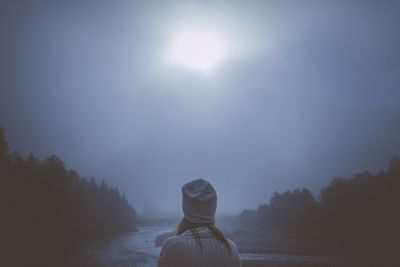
[182,226,214,238]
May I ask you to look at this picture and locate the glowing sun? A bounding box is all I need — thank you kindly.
[169,29,227,72]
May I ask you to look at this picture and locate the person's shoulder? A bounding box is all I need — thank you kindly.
[159,235,184,260]
[227,238,240,252]
[158,235,186,266]
[162,234,186,249]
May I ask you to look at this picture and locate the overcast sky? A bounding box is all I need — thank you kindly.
[1,0,399,215]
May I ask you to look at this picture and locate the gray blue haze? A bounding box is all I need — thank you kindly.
[1,0,399,214]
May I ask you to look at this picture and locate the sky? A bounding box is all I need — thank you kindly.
[1,0,400,215]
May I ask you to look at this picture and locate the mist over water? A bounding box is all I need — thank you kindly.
[1,1,400,266]
[1,1,400,215]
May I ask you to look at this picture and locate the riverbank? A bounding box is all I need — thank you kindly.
[154,226,397,267]
[62,226,397,267]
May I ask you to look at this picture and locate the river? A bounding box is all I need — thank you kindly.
[67,226,395,267]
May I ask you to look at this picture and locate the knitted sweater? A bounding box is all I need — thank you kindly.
[157,227,242,267]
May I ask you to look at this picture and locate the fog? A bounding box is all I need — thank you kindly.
[1,0,399,215]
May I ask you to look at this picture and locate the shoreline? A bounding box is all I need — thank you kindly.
[153,227,397,266]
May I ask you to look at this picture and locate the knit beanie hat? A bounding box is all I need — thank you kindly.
[182,178,217,223]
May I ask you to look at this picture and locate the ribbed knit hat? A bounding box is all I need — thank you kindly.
[182,178,217,223]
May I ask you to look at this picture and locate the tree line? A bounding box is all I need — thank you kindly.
[237,157,400,256]
[0,126,137,265]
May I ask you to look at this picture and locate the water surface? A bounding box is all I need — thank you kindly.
[69,226,394,267]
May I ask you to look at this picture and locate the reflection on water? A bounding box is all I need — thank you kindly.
[68,226,394,267]
[69,226,174,267]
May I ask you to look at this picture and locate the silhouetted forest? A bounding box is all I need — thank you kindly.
[0,126,137,265]
[237,158,400,256]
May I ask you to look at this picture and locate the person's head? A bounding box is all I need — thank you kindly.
[177,178,231,254]
[181,178,217,224]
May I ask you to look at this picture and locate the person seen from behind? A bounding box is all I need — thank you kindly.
[157,178,242,267]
